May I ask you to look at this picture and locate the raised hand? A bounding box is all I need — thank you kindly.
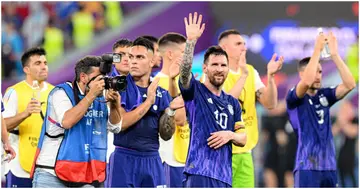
[327,32,338,57]
[184,12,206,41]
[169,57,183,79]
[314,32,327,52]
[267,53,284,76]
[147,77,160,105]
[239,51,248,75]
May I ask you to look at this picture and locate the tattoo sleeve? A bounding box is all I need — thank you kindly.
[159,109,175,141]
[180,40,197,87]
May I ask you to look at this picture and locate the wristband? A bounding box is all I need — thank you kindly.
[166,108,176,117]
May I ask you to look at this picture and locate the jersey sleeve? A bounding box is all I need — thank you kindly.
[179,74,197,102]
[286,85,303,110]
[2,88,18,118]
[321,86,339,107]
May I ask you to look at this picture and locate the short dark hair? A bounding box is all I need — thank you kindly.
[297,57,311,71]
[203,46,229,64]
[112,39,133,51]
[140,35,158,44]
[218,29,241,43]
[75,56,101,82]
[158,32,186,49]
[21,47,46,67]
[132,37,154,53]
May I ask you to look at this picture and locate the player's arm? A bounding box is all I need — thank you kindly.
[230,131,247,147]
[169,57,182,97]
[228,72,248,99]
[120,78,159,131]
[180,12,205,89]
[159,108,176,141]
[257,54,284,109]
[159,95,184,140]
[294,34,325,99]
[3,89,41,131]
[1,114,16,161]
[328,32,356,99]
[207,130,246,149]
[228,51,248,98]
[174,107,187,126]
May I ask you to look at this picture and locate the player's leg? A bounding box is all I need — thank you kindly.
[184,174,230,188]
[232,152,255,187]
[5,171,32,188]
[163,162,184,187]
[294,170,321,187]
[141,152,166,188]
[106,149,135,187]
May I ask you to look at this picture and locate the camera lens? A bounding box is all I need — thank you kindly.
[109,75,127,92]
[103,76,111,90]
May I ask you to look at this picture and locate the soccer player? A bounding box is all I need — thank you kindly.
[207,29,283,187]
[105,39,132,187]
[107,37,184,187]
[155,32,189,187]
[179,12,246,187]
[3,47,54,187]
[286,32,356,187]
[110,38,133,76]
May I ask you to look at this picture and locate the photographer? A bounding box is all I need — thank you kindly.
[31,56,122,188]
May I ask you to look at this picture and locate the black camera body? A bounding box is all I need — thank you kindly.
[99,53,127,92]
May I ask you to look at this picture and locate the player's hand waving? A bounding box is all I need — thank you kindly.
[184,12,205,41]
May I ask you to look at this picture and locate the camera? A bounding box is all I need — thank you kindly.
[99,53,127,92]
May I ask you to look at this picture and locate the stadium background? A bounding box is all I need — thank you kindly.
[1,1,358,187]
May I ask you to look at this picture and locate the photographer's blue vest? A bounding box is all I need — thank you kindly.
[31,82,108,185]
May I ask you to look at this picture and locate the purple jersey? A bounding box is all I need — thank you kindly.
[1,100,4,112]
[179,75,242,186]
[114,75,172,152]
[286,86,339,172]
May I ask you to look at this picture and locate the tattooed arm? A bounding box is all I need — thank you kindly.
[159,108,176,141]
[180,40,197,89]
[180,12,206,89]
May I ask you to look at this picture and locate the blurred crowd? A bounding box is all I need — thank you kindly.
[2,2,124,79]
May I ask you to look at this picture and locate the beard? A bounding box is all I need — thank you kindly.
[208,73,226,88]
[309,82,321,90]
